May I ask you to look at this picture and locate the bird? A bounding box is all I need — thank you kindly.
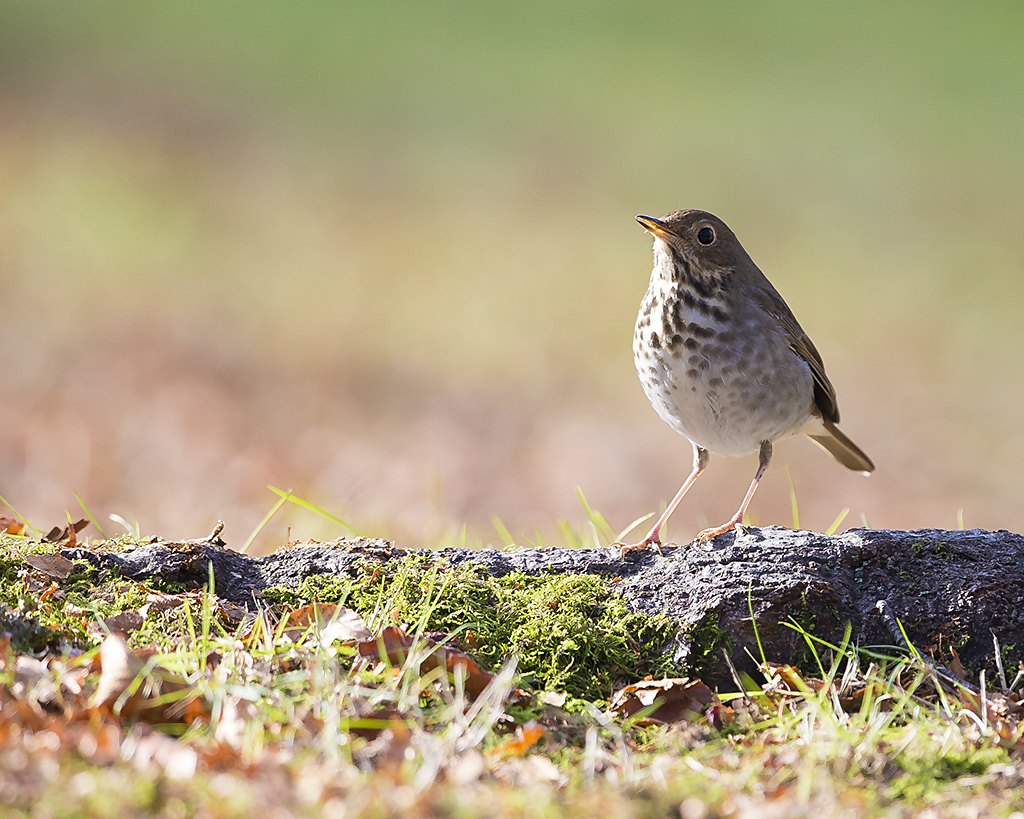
[618,209,873,555]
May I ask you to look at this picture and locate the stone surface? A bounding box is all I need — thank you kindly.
[64,526,1024,688]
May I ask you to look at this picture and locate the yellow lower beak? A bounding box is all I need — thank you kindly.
[636,214,671,239]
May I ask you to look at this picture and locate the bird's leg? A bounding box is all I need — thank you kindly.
[617,444,709,556]
[696,440,772,544]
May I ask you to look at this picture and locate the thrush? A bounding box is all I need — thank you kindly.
[619,209,873,555]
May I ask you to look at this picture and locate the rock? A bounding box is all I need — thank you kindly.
[63,526,1024,688]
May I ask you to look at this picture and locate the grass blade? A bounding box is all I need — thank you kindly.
[267,485,368,538]
[825,507,850,535]
[242,491,290,554]
[74,491,108,540]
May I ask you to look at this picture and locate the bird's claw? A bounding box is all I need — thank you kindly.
[693,519,746,546]
[614,538,675,558]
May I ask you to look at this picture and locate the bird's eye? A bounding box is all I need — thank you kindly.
[697,227,715,245]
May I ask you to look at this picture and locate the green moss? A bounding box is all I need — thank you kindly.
[499,572,676,698]
[1000,641,1018,672]
[0,551,26,587]
[62,560,115,600]
[0,540,163,652]
[264,556,677,700]
[683,613,730,678]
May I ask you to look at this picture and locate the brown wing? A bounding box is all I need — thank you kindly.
[752,287,839,423]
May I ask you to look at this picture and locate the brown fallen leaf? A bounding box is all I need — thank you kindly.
[608,677,720,725]
[761,663,826,697]
[145,592,186,613]
[357,625,417,664]
[0,517,25,535]
[357,626,496,699]
[489,721,544,758]
[211,597,247,620]
[319,607,373,646]
[956,687,1024,753]
[24,553,75,581]
[43,518,89,544]
[91,634,206,725]
[278,603,371,646]
[948,646,969,681]
[91,635,149,711]
[280,602,338,631]
[89,608,149,638]
[758,662,865,712]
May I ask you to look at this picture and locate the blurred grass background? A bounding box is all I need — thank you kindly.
[1,1,1023,550]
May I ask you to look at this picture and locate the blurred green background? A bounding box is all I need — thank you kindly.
[2,1,1022,550]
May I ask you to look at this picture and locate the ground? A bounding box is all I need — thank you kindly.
[1,525,1023,818]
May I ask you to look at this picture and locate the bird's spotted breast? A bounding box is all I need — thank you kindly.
[634,274,815,456]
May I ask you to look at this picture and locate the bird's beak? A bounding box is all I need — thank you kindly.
[636,214,671,239]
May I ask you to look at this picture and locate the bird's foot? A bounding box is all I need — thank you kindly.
[694,517,746,545]
[614,536,674,558]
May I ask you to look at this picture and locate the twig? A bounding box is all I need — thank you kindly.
[875,600,978,695]
[992,630,1008,693]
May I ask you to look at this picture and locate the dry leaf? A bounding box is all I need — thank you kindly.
[356,625,416,664]
[609,677,720,725]
[0,517,25,535]
[213,597,253,628]
[320,607,372,646]
[761,663,826,697]
[145,592,185,612]
[43,518,89,544]
[490,721,544,758]
[957,687,1024,752]
[280,602,336,630]
[356,626,496,699]
[24,553,75,581]
[91,634,146,711]
[948,647,969,681]
[541,691,568,707]
[89,608,148,638]
[92,634,205,725]
[279,603,371,644]
[759,663,866,712]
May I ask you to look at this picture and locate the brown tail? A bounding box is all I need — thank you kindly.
[808,419,875,474]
